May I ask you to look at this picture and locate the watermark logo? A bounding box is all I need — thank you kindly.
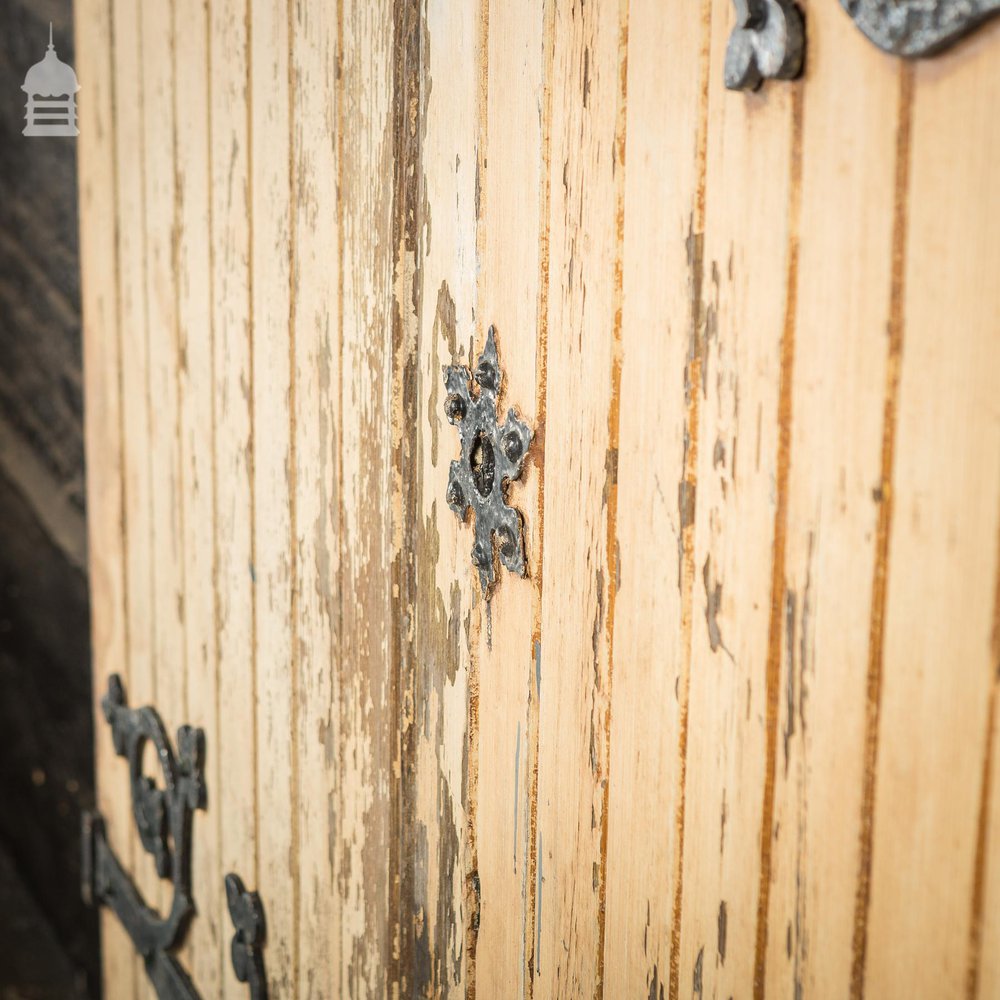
[22,23,79,137]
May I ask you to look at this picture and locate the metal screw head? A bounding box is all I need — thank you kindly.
[445,394,466,424]
[502,430,523,463]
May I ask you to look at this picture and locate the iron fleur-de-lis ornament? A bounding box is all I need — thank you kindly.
[444,326,533,598]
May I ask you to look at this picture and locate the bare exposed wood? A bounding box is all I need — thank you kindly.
[863,23,1000,998]
[473,1,548,996]
[337,0,395,992]
[76,0,133,990]
[602,1,710,996]
[766,3,901,997]
[208,1,257,996]
[77,3,1000,998]
[173,0,221,986]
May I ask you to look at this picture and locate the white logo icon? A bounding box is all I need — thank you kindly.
[22,23,79,138]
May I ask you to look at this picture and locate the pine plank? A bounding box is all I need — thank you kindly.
[601,0,710,996]
[76,4,1000,996]
[532,0,629,993]
[473,0,549,995]
[247,0,297,993]
[76,0,136,990]
[110,0,159,990]
[289,1,342,994]
[207,0,258,995]
[337,0,395,991]
[764,4,902,998]
[396,0,480,995]
[864,24,1000,998]
[677,0,800,995]
[141,0,186,935]
[173,0,222,987]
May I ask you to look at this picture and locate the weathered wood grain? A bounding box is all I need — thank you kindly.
[142,0,185,933]
[173,0,222,987]
[677,1,801,996]
[601,0,710,996]
[531,0,629,994]
[473,1,548,996]
[289,1,342,994]
[248,0,297,992]
[399,0,479,995]
[863,23,1000,999]
[77,2,1000,998]
[977,513,1000,1000]
[76,0,133,990]
[109,0,158,991]
[765,3,901,997]
[337,0,394,993]
[207,0,257,996]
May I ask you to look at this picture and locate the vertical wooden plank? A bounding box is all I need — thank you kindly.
[110,0,159,989]
[863,25,1000,999]
[764,4,901,996]
[338,0,395,991]
[965,533,1000,1000]
[290,1,342,994]
[975,526,1000,998]
[173,0,221,988]
[399,0,480,995]
[474,0,548,995]
[208,0,258,993]
[388,0,422,990]
[142,0,184,930]
[533,0,629,993]
[677,0,800,995]
[600,0,709,995]
[248,0,297,993]
[76,0,136,990]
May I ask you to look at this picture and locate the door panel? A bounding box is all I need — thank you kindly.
[77,1,1000,996]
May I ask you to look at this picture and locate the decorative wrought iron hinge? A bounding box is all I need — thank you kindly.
[444,326,533,598]
[841,0,1000,56]
[726,0,1000,92]
[82,675,268,1000]
[724,0,805,90]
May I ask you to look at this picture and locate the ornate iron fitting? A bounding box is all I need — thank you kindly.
[82,675,268,1000]
[841,0,1000,56]
[725,0,805,91]
[227,874,268,1000]
[444,325,533,598]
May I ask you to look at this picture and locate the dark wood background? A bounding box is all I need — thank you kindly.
[0,0,97,994]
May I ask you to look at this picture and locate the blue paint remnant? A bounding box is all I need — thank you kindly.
[514,722,521,870]
[248,561,256,583]
[534,638,542,697]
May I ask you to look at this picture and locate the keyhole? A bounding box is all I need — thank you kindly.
[470,432,496,498]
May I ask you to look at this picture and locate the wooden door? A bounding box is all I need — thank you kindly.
[77,0,1000,996]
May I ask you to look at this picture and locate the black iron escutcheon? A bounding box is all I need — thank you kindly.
[444,326,533,598]
[82,675,267,1000]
